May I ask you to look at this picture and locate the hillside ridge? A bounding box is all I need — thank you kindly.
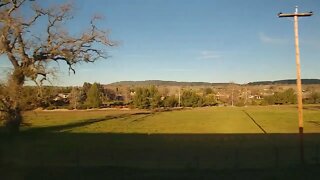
[107,79,320,86]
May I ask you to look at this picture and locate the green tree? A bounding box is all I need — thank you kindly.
[203,94,217,106]
[274,88,296,104]
[308,91,320,104]
[181,89,201,107]
[133,87,150,109]
[77,82,92,106]
[132,86,162,109]
[264,88,296,105]
[203,87,214,95]
[69,87,81,109]
[263,95,275,105]
[163,95,178,107]
[149,86,162,109]
[85,83,102,108]
[283,88,296,104]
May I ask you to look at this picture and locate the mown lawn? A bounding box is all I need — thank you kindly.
[20,105,320,134]
[246,105,320,133]
[21,109,148,129]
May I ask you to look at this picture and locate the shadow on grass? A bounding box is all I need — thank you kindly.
[307,120,320,127]
[304,105,320,111]
[242,110,267,134]
[25,112,154,133]
[1,130,320,179]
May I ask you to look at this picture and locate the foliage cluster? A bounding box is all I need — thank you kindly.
[263,88,297,105]
[132,86,217,109]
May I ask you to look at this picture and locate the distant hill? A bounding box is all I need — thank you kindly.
[248,79,320,85]
[108,80,231,87]
[106,79,320,87]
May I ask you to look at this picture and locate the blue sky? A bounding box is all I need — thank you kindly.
[1,0,320,86]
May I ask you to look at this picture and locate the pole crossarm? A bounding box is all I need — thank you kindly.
[278,12,313,17]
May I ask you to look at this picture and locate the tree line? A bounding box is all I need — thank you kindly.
[261,88,320,105]
[0,83,220,110]
[132,86,217,109]
[3,84,320,111]
[3,83,320,112]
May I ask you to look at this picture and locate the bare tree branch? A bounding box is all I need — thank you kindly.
[0,1,10,8]
[22,6,46,27]
[8,0,26,16]
[1,0,114,92]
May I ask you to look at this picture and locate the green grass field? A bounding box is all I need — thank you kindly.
[2,106,320,179]
[21,105,320,133]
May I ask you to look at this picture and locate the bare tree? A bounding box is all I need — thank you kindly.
[0,0,114,132]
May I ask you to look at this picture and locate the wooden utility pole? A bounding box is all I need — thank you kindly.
[278,6,313,164]
[231,88,234,107]
[178,88,181,107]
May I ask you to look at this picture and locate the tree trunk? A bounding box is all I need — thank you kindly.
[3,68,25,133]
